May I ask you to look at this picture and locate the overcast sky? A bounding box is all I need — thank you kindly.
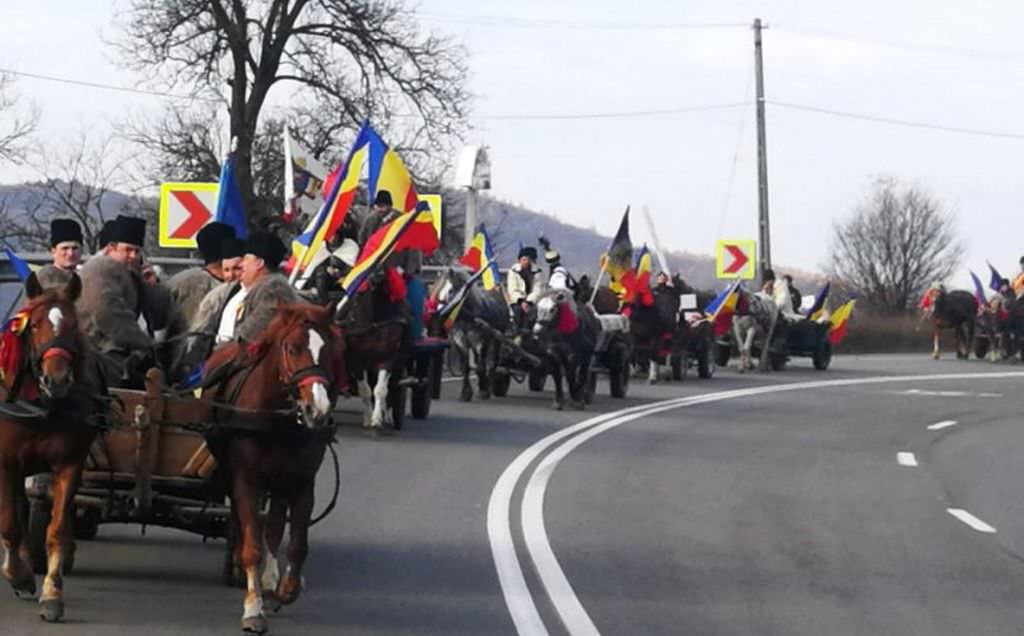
[2,1,1023,286]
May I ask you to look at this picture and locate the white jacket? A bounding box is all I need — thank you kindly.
[548,265,572,291]
[507,263,545,304]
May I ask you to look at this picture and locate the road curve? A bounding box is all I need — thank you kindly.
[3,355,1024,635]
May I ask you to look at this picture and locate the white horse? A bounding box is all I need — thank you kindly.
[732,289,778,372]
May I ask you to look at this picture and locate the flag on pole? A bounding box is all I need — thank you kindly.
[705,281,741,337]
[970,271,988,307]
[439,268,487,332]
[599,207,632,294]
[827,300,856,344]
[805,282,831,319]
[627,245,654,306]
[289,123,372,280]
[365,127,419,213]
[2,244,34,282]
[284,130,329,224]
[460,224,501,290]
[988,261,1004,292]
[341,206,438,297]
[214,153,247,239]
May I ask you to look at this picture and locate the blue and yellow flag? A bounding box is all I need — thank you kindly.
[459,224,501,290]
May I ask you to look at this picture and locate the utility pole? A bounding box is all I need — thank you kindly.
[753,18,772,282]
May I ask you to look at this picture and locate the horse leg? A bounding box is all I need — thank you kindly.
[370,369,391,429]
[39,464,78,622]
[459,343,473,402]
[571,354,589,410]
[357,376,373,429]
[477,341,491,400]
[233,472,267,635]
[648,351,659,385]
[261,497,287,612]
[932,326,941,360]
[550,356,565,410]
[276,482,315,607]
[733,322,747,372]
[1,462,35,598]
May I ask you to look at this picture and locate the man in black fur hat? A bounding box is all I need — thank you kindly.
[77,215,172,388]
[358,189,399,247]
[36,218,83,289]
[507,245,545,329]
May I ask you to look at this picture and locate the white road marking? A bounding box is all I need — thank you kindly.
[490,371,1024,635]
[947,508,997,533]
[927,420,958,431]
[898,389,1000,398]
[897,452,918,467]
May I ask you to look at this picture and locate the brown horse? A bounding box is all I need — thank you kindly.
[921,286,977,359]
[201,302,341,634]
[0,273,103,622]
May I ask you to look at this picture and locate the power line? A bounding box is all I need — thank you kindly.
[0,67,220,103]
[474,101,751,121]
[412,10,748,31]
[769,100,1024,140]
[773,26,1024,65]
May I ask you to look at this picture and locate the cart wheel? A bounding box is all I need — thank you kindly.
[411,383,431,419]
[813,340,833,371]
[492,371,511,398]
[27,498,50,576]
[770,352,788,371]
[528,369,546,392]
[670,354,688,381]
[73,506,100,541]
[698,343,715,379]
[223,511,245,588]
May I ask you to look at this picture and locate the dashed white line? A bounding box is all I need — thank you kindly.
[897,452,918,467]
[927,420,958,431]
[947,508,997,533]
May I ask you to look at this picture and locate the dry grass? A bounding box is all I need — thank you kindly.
[837,309,960,354]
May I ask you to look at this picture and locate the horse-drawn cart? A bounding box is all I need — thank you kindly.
[715,319,831,371]
[24,369,232,577]
[671,311,717,380]
[389,336,449,427]
[585,314,632,400]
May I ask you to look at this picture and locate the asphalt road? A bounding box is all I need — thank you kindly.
[4,354,1024,635]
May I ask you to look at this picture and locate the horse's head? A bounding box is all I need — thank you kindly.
[258,302,340,429]
[22,273,83,400]
[534,291,573,334]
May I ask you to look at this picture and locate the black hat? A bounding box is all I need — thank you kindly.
[221,237,244,260]
[108,215,147,247]
[98,220,117,248]
[244,230,287,269]
[762,268,776,282]
[518,246,537,260]
[50,219,83,247]
[196,222,235,264]
[373,190,393,207]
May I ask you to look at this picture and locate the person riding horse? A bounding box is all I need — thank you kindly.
[545,248,577,293]
[76,215,172,389]
[35,218,83,290]
[507,246,545,331]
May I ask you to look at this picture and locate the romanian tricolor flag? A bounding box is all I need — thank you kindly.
[970,271,987,309]
[827,300,856,344]
[629,245,654,306]
[599,206,632,295]
[289,123,371,277]
[460,224,501,290]
[341,207,439,296]
[705,281,741,337]
[366,126,419,214]
[439,268,487,332]
[805,281,830,321]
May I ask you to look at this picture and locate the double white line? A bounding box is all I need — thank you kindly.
[487,371,1024,635]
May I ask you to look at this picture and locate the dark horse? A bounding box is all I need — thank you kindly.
[426,268,510,401]
[533,289,600,410]
[921,286,977,360]
[339,276,412,433]
[0,273,104,622]
[202,302,340,634]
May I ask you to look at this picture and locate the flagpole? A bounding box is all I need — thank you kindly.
[589,263,607,304]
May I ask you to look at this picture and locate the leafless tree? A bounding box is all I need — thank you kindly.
[0,73,39,165]
[114,0,470,226]
[828,177,965,313]
[0,135,136,252]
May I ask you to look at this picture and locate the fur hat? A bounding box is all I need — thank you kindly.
[244,230,287,269]
[196,222,236,264]
[108,215,146,247]
[98,220,117,249]
[50,218,83,247]
[220,237,245,260]
[762,268,776,282]
[518,246,537,260]
[373,190,393,207]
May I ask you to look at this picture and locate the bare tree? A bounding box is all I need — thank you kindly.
[828,177,965,313]
[0,135,136,252]
[114,0,470,226]
[0,73,39,165]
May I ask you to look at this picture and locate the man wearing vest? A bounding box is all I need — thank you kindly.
[77,215,172,388]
